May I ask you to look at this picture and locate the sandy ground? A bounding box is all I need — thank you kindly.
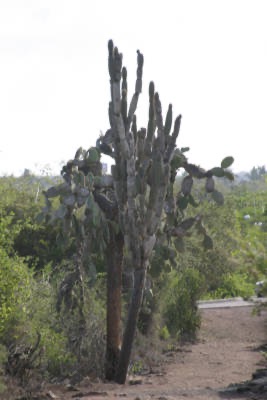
[3,305,267,400]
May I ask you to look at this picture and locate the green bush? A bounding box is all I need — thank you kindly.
[161,268,204,341]
[27,273,76,377]
[0,345,7,393]
[0,176,71,270]
[56,284,106,378]
[0,251,75,379]
[205,272,255,299]
[0,248,33,341]
[0,230,106,382]
[159,325,170,340]
[0,213,22,255]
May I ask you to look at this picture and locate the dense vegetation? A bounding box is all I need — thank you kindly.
[0,166,266,392]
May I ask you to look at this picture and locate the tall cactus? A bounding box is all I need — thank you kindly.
[107,40,233,383]
[41,40,234,385]
[107,41,184,382]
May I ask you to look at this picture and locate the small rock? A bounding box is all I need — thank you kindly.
[46,391,59,399]
[250,377,267,387]
[72,391,108,398]
[252,368,267,379]
[79,376,93,387]
[134,396,151,400]
[129,377,143,385]
[66,383,79,391]
[72,392,84,398]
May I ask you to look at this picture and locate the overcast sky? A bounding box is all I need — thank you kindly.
[0,0,266,176]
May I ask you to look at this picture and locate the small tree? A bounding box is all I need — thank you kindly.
[42,40,234,384]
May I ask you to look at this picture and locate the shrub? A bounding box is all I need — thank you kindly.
[205,272,255,299]
[0,345,7,393]
[56,284,106,379]
[161,268,204,341]
[0,252,75,380]
[27,273,76,378]
[159,325,170,340]
[0,248,33,342]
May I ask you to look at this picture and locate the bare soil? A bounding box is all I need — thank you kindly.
[3,306,267,400]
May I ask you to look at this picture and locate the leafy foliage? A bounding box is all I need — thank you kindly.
[161,269,204,340]
[0,176,70,269]
[0,176,107,385]
[0,345,7,393]
[0,248,32,340]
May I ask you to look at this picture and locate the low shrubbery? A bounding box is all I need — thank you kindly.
[0,252,72,382]
[203,272,255,300]
[160,268,204,341]
[0,345,7,393]
[0,250,106,387]
[0,248,33,342]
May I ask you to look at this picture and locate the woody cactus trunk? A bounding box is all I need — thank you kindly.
[107,40,181,384]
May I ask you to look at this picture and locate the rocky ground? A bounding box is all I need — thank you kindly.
[2,305,267,400]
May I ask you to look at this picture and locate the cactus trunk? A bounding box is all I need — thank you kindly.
[105,231,123,380]
[115,267,147,383]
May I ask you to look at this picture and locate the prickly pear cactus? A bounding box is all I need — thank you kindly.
[39,39,234,384]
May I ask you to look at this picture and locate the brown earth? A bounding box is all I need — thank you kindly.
[3,306,267,400]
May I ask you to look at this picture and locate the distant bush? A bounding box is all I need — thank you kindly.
[161,268,204,341]
[204,272,255,300]
[0,176,72,270]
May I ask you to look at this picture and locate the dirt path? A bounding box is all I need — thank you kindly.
[17,306,267,400]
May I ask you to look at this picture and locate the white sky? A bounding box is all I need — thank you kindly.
[0,0,266,176]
